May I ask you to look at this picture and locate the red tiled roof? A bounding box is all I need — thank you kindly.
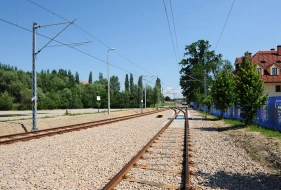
[261,75,281,82]
[81,80,89,85]
[235,57,243,63]
[264,63,280,69]
[235,47,281,83]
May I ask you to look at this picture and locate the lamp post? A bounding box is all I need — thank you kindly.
[107,48,115,115]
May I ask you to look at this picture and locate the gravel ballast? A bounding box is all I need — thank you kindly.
[0,109,173,189]
[189,109,281,189]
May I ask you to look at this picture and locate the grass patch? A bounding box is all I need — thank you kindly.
[197,110,218,119]
[196,110,281,139]
[63,112,94,116]
[41,116,56,119]
[163,102,175,107]
[247,124,281,140]
[223,118,281,139]
[0,118,30,122]
[223,118,244,126]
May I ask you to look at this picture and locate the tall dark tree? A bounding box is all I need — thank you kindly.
[68,70,75,85]
[138,75,143,88]
[75,71,80,83]
[88,71,93,84]
[99,72,103,81]
[155,77,161,89]
[179,40,222,103]
[129,73,134,92]
[125,74,129,92]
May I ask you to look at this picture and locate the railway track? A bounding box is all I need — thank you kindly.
[0,108,169,145]
[102,108,195,189]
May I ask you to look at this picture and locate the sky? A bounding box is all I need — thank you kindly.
[1,0,281,99]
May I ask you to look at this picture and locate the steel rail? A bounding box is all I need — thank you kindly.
[101,109,180,190]
[185,107,191,189]
[0,108,170,145]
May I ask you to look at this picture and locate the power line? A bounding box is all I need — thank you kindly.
[26,0,155,77]
[162,0,178,63]
[0,17,143,80]
[215,0,236,51]
[162,0,182,88]
[169,0,180,61]
[2,1,173,90]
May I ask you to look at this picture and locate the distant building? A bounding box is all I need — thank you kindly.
[80,80,89,85]
[234,45,281,97]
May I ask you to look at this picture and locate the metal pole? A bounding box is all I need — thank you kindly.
[174,93,176,107]
[204,69,207,98]
[32,22,38,131]
[204,69,207,118]
[141,75,143,113]
[145,76,146,109]
[107,50,110,115]
[162,88,164,107]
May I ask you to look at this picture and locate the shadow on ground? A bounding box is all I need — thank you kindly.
[197,170,281,190]
[195,125,246,132]
[21,124,28,132]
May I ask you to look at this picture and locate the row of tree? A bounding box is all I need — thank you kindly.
[0,63,164,110]
[179,40,268,126]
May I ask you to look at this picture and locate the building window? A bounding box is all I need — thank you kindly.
[272,68,278,75]
[276,85,281,92]
[257,68,262,74]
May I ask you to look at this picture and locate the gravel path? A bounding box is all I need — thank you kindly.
[189,109,281,190]
[0,109,173,189]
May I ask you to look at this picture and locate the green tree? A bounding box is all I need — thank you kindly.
[125,74,129,92]
[19,88,32,110]
[138,75,143,88]
[164,96,171,101]
[153,86,160,107]
[75,71,80,83]
[179,40,222,103]
[129,73,134,93]
[0,91,13,110]
[99,72,103,81]
[110,75,120,93]
[203,95,213,114]
[235,52,268,126]
[212,59,234,79]
[211,69,235,119]
[155,77,161,89]
[88,71,93,84]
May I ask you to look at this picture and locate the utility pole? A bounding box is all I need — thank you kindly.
[144,76,146,109]
[31,20,78,131]
[31,22,37,131]
[173,93,176,107]
[162,88,164,107]
[204,69,207,118]
[141,75,143,113]
[204,69,207,98]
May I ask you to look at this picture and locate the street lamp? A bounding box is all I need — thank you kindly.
[107,48,115,115]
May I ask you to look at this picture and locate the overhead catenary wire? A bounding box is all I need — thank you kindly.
[2,1,174,91]
[169,0,180,61]
[26,0,156,78]
[162,0,178,64]
[25,0,174,89]
[162,0,182,89]
[0,17,145,81]
[215,0,236,51]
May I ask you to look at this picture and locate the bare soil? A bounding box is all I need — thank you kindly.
[212,118,281,175]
